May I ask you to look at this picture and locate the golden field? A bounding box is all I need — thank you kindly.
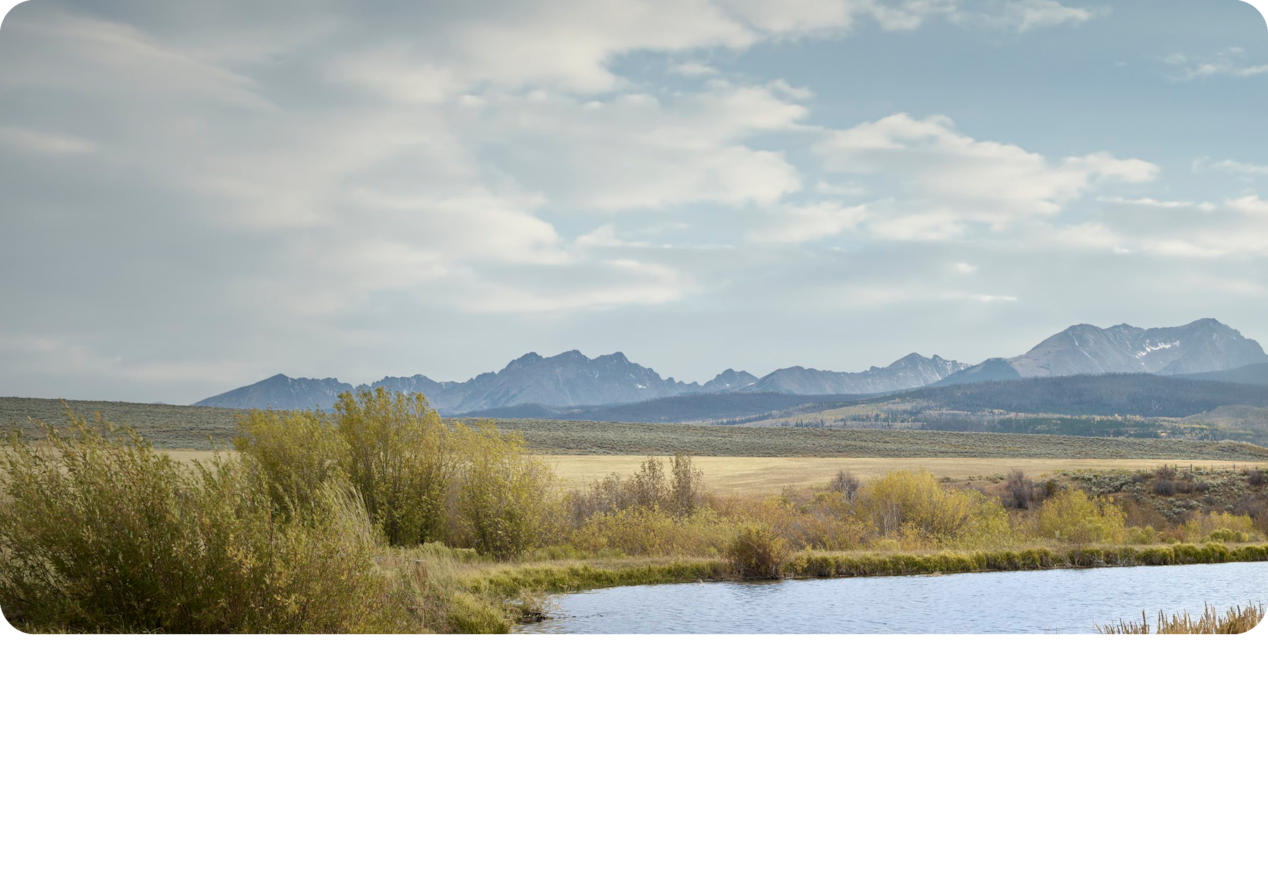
[161,449,1254,496]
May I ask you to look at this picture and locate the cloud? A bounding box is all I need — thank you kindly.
[0,8,275,109]
[1163,47,1268,80]
[855,0,1105,34]
[458,82,808,210]
[0,127,97,156]
[1201,157,1268,177]
[1061,196,1268,259]
[814,113,1158,236]
[956,0,1104,33]
[669,61,720,77]
[748,201,869,242]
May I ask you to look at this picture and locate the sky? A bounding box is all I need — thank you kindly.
[0,0,1266,403]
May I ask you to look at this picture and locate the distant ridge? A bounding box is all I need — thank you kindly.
[1178,362,1268,386]
[196,350,965,414]
[195,318,1266,415]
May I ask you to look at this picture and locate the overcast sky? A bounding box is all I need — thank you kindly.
[1,0,1266,402]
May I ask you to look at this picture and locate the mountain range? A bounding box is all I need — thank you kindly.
[196,350,968,413]
[196,319,1268,415]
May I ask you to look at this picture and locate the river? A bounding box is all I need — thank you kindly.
[518,562,1267,634]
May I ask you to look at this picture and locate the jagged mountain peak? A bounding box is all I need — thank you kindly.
[1009,318,1266,378]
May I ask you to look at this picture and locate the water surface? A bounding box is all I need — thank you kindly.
[518,563,1267,634]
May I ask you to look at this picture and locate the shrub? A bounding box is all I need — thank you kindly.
[232,407,347,517]
[1180,511,1260,544]
[668,453,706,516]
[856,469,1012,548]
[1,413,409,633]
[567,455,705,523]
[570,506,731,557]
[1004,468,1033,510]
[334,387,455,547]
[449,422,560,559]
[829,469,861,502]
[1126,525,1160,545]
[726,524,789,579]
[1036,488,1126,545]
[1248,469,1266,487]
[1204,528,1251,544]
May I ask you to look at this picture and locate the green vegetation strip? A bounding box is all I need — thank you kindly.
[475,544,1268,599]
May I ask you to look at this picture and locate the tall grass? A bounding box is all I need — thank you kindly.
[1096,602,1264,634]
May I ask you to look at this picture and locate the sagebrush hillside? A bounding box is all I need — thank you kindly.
[6,396,1268,460]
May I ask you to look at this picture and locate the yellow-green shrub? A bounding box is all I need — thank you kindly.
[1,414,409,633]
[235,389,559,556]
[855,470,1012,548]
[1036,488,1126,545]
[449,422,560,559]
[570,506,731,557]
[1180,511,1259,544]
[334,388,454,546]
[727,523,790,579]
[232,407,347,517]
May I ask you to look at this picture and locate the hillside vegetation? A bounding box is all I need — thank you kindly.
[7,395,1268,460]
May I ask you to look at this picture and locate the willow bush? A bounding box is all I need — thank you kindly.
[335,388,455,547]
[449,422,560,559]
[726,523,790,579]
[233,389,558,557]
[1036,488,1126,545]
[1,414,409,633]
[232,407,347,518]
[853,469,1012,548]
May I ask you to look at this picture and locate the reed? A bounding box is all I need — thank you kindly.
[1096,602,1264,634]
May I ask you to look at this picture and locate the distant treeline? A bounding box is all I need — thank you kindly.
[453,391,866,424]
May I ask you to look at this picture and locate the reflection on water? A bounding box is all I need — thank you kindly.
[518,563,1268,635]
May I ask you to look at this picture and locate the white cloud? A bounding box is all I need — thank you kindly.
[1164,47,1268,80]
[853,0,1105,34]
[951,261,979,275]
[1206,158,1268,176]
[962,0,1103,33]
[749,201,869,242]
[459,82,808,210]
[815,113,1158,236]
[1074,195,1268,259]
[815,180,867,196]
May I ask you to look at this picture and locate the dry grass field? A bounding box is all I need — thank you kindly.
[159,449,1256,495]
[533,455,1256,494]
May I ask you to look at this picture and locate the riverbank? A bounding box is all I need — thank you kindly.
[409,542,1268,632]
